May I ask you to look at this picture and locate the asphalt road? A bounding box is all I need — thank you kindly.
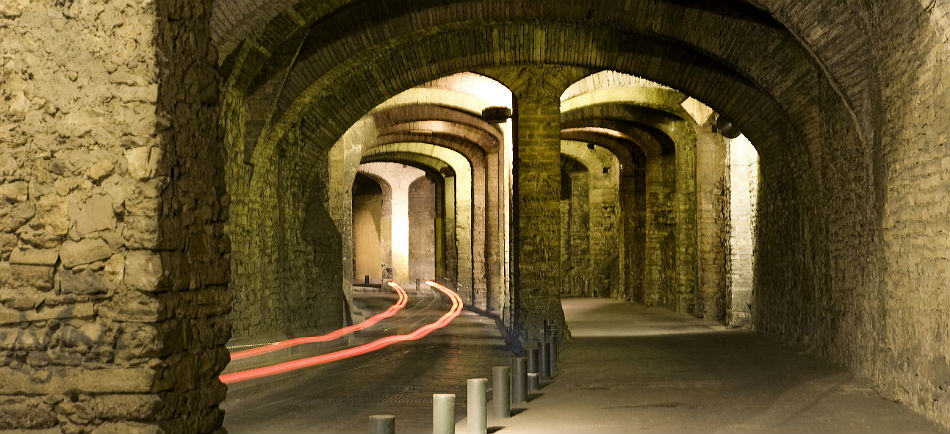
[222,288,514,433]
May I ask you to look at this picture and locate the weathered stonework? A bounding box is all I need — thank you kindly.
[3,0,948,431]
[491,66,591,342]
[1,0,228,432]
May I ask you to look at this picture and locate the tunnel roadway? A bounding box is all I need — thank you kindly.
[222,285,513,433]
[222,290,945,433]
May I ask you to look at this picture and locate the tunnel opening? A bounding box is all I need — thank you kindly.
[351,172,384,286]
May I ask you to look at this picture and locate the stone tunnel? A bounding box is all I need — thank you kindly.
[0,0,948,432]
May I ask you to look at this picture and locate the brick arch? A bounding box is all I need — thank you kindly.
[361,143,478,303]
[351,170,394,285]
[372,104,504,149]
[365,124,496,309]
[263,24,796,168]
[559,95,700,310]
[560,141,625,298]
[216,0,880,144]
[358,153,458,289]
[559,129,648,302]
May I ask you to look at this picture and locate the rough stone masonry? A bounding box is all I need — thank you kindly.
[1,0,229,432]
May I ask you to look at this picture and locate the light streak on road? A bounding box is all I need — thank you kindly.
[220,281,463,384]
[229,282,409,361]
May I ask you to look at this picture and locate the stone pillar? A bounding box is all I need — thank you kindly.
[329,117,377,321]
[0,1,228,432]
[620,168,646,302]
[500,66,587,342]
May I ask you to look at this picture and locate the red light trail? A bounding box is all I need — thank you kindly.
[229,282,409,361]
[220,280,463,384]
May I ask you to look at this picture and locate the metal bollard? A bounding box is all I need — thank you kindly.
[527,347,539,374]
[491,366,511,418]
[467,378,488,434]
[550,336,559,377]
[539,340,551,380]
[433,393,455,434]
[511,357,527,404]
[543,320,552,339]
[416,278,421,291]
[369,415,395,434]
[527,372,540,392]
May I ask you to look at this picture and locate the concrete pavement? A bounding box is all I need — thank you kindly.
[459,297,945,433]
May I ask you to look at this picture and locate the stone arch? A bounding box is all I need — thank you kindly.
[353,166,406,282]
[560,141,623,299]
[360,153,457,290]
[560,88,700,313]
[350,172,388,285]
[560,129,648,303]
[368,111,495,307]
[212,1,950,428]
[361,143,478,305]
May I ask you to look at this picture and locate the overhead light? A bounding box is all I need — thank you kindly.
[482,106,512,123]
[715,114,741,139]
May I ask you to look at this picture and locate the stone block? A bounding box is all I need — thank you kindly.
[0,287,44,311]
[34,195,69,236]
[57,267,118,295]
[0,1,24,19]
[0,326,17,349]
[0,366,156,394]
[125,196,161,217]
[12,329,49,351]
[124,251,163,292]
[59,109,100,139]
[59,239,112,268]
[97,293,166,323]
[115,323,162,360]
[61,323,106,349]
[113,85,159,104]
[125,147,162,180]
[0,233,16,258]
[122,216,160,249]
[98,230,124,251]
[8,248,58,266]
[0,263,8,288]
[0,302,94,326]
[85,158,116,183]
[90,394,163,420]
[0,397,57,430]
[14,226,64,249]
[92,421,159,434]
[0,202,35,233]
[0,181,28,203]
[74,194,116,235]
[9,265,54,291]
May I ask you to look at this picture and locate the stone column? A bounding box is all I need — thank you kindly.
[0,1,228,432]
[499,66,587,342]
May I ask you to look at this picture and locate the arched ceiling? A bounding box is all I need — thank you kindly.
[213,0,879,139]
[219,0,884,176]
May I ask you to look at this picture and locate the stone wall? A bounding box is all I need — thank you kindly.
[559,160,590,297]
[873,1,950,426]
[749,2,949,429]
[0,0,228,431]
[224,116,347,343]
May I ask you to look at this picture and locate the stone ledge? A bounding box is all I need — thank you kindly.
[0,366,156,394]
